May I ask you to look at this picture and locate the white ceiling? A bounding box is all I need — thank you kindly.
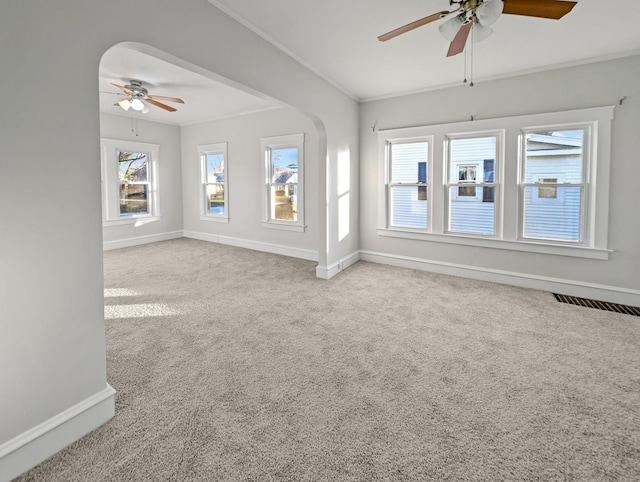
[99,45,279,126]
[99,1,640,125]
[211,0,640,100]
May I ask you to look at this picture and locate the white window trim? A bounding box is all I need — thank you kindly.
[198,142,229,223]
[377,106,615,259]
[260,133,305,232]
[101,138,161,227]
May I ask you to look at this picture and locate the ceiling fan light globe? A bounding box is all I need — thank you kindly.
[473,23,494,42]
[476,0,503,26]
[117,99,131,111]
[439,15,463,41]
[130,98,145,111]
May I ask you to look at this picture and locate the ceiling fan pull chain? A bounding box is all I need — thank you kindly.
[463,41,468,84]
[130,114,139,137]
[469,25,474,87]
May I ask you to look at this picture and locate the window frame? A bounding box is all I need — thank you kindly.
[260,133,305,232]
[377,106,614,260]
[385,137,432,231]
[444,131,502,236]
[518,125,590,244]
[101,138,160,226]
[118,151,152,217]
[198,142,229,223]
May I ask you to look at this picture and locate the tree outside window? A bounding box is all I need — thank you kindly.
[118,151,150,216]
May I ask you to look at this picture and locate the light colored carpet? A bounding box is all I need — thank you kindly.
[16,238,640,481]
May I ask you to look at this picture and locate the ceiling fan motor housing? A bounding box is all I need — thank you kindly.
[125,79,148,98]
[457,0,497,24]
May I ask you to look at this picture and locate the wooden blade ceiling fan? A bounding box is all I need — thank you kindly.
[378,0,577,57]
[106,79,185,113]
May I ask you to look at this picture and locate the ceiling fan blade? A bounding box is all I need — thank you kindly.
[148,94,185,104]
[378,10,451,42]
[502,0,577,19]
[447,21,472,57]
[146,98,177,112]
[111,83,134,95]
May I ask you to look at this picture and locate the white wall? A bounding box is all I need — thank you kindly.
[100,107,329,260]
[359,55,640,303]
[100,113,184,249]
[0,0,358,478]
[181,108,320,259]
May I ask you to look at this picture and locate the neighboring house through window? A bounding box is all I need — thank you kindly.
[387,139,430,229]
[520,129,585,242]
[378,106,614,259]
[446,134,500,236]
[261,133,305,232]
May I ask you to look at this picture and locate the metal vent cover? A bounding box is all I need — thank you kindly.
[553,293,640,317]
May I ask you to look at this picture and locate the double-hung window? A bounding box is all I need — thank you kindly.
[387,139,430,229]
[261,133,305,232]
[198,143,228,222]
[520,128,587,242]
[377,106,613,259]
[446,134,500,236]
[118,151,151,216]
[101,138,160,225]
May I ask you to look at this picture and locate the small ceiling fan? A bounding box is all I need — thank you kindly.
[106,79,185,113]
[378,0,577,57]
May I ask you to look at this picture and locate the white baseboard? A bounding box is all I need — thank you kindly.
[101,231,638,305]
[0,384,116,482]
[103,231,183,251]
[183,230,319,262]
[316,251,361,280]
[360,250,640,307]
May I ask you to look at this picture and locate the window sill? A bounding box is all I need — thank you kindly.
[103,215,161,228]
[377,227,610,260]
[262,221,306,233]
[200,215,229,224]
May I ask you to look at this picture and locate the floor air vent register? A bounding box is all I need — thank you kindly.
[554,293,640,317]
